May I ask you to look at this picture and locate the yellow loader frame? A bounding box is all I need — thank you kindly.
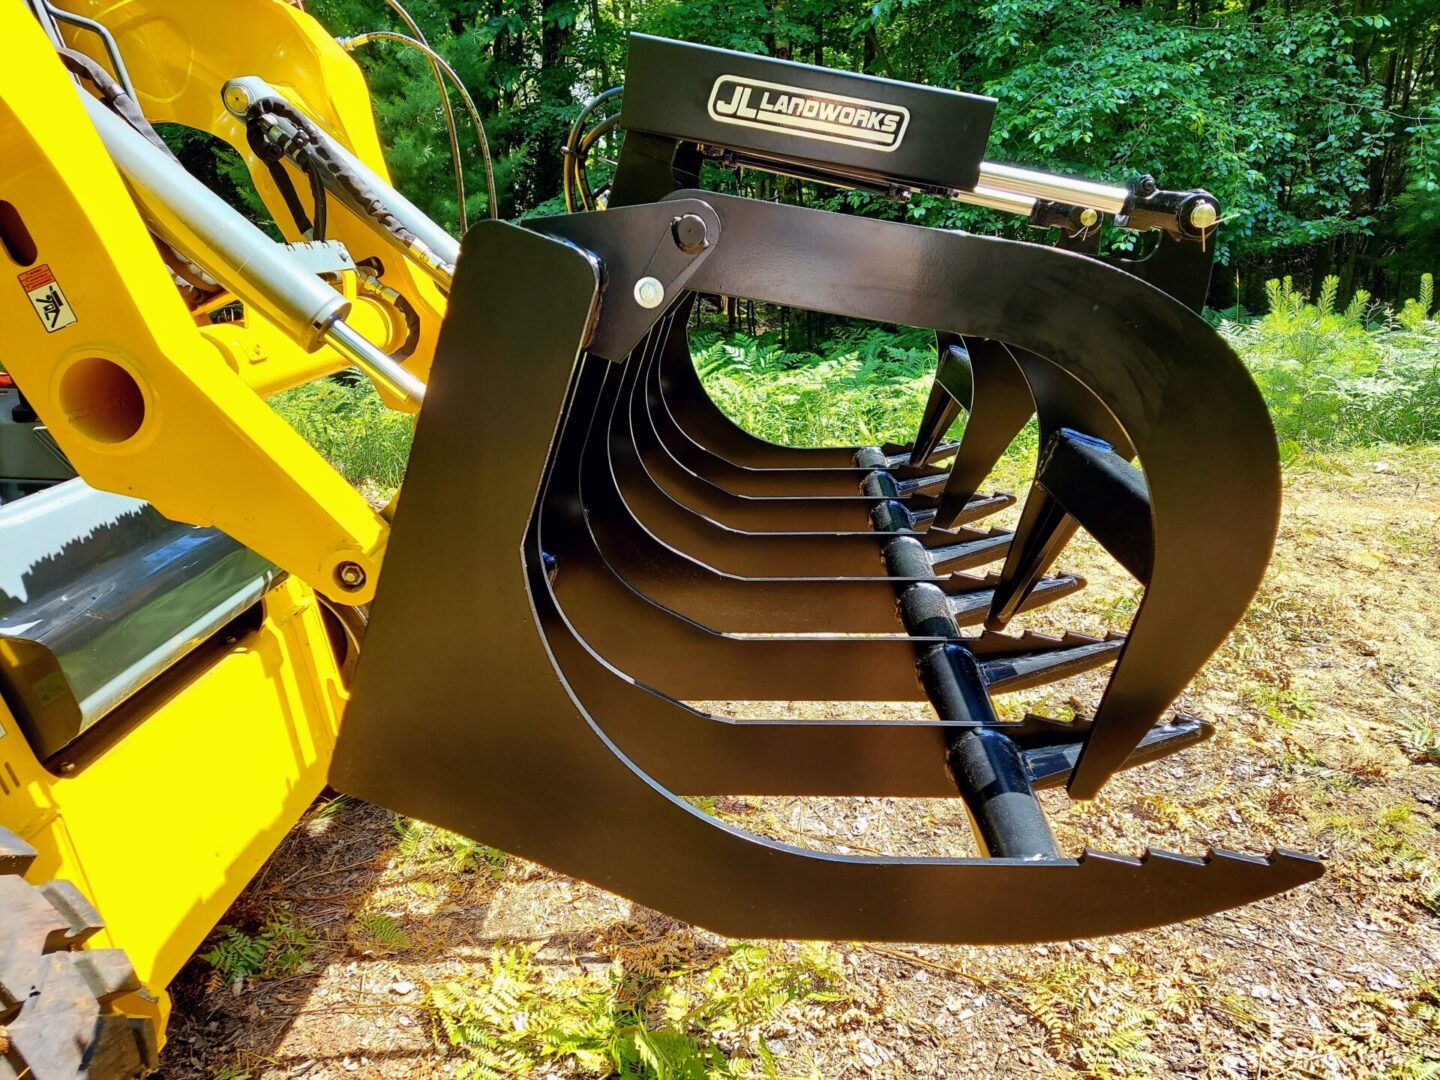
[1,0,441,1046]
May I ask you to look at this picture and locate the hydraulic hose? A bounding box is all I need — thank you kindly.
[241,94,456,283]
[377,0,467,233]
[563,86,621,213]
[338,31,498,221]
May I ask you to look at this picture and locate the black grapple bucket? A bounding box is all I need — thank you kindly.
[331,38,1321,944]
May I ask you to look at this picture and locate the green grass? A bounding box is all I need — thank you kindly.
[269,378,414,498]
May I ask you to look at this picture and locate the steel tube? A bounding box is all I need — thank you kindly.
[947,727,1060,859]
[82,92,348,348]
[951,184,1037,216]
[977,161,1130,215]
[325,320,426,409]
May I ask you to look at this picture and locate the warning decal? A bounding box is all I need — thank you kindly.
[19,264,77,333]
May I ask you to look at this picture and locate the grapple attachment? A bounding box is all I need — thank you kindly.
[332,40,1321,944]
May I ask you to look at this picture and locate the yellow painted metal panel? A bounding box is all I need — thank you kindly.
[0,580,346,1042]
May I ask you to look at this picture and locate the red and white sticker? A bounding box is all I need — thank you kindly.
[18,264,77,333]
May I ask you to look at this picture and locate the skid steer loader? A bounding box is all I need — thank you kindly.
[1,1,1321,1073]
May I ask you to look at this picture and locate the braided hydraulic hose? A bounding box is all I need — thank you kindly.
[244,96,457,280]
[338,31,498,221]
[574,114,620,211]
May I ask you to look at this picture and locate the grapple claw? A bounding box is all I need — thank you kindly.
[335,48,1316,940]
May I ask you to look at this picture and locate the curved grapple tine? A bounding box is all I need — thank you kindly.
[983,349,1134,628]
[584,335,1068,634]
[925,336,1038,528]
[645,311,955,497]
[334,197,1315,946]
[632,319,1011,529]
[907,336,971,466]
[611,334,1015,578]
[656,299,960,472]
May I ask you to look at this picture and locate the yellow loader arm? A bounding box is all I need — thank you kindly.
[2,0,451,604]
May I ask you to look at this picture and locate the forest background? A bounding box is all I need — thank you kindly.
[267,0,1440,312]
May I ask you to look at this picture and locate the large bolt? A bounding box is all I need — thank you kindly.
[335,561,367,591]
[1188,200,1219,231]
[633,276,665,309]
[671,213,709,255]
[222,82,253,116]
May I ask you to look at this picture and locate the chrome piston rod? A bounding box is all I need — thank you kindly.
[976,162,1131,215]
[81,91,425,408]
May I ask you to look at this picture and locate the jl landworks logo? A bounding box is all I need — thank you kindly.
[707,75,909,152]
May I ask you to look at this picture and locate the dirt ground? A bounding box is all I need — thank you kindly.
[160,445,1440,1079]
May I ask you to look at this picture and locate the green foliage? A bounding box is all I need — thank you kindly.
[428,941,843,1078]
[355,912,413,953]
[200,913,317,984]
[394,817,507,877]
[1224,275,1440,450]
[693,325,943,448]
[269,378,414,496]
[1398,715,1440,765]
[286,0,1439,307]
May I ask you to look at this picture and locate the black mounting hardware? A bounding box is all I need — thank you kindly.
[618,34,996,194]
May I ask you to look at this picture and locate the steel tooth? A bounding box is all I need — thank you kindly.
[1024,711,1211,788]
[962,627,1126,659]
[881,441,959,468]
[979,633,1120,691]
[895,472,950,493]
[945,491,1018,528]
[1142,848,1209,868]
[1079,848,1144,867]
[924,530,1013,570]
[1208,847,1272,867]
[949,574,1085,626]
[905,491,1014,528]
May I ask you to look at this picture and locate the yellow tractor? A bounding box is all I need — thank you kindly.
[1,1,1319,1074]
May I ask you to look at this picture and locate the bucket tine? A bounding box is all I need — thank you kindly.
[983,350,1135,630]
[907,337,971,466]
[982,483,1080,631]
[583,344,1063,633]
[609,338,1018,578]
[644,322,953,497]
[929,337,1037,528]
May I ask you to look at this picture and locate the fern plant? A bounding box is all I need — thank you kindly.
[354,912,412,953]
[428,941,846,1079]
[201,913,316,985]
[394,817,507,877]
[1225,273,1440,449]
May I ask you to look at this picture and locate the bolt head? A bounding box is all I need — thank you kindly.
[1079,207,1100,228]
[671,214,709,255]
[336,561,367,590]
[1188,200,1219,231]
[223,83,253,116]
[633,276,665,309]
